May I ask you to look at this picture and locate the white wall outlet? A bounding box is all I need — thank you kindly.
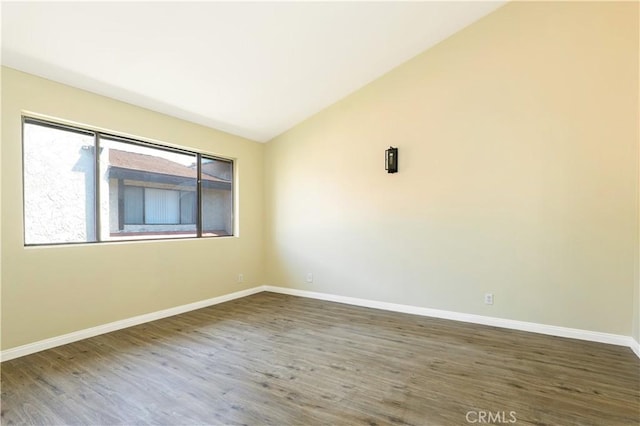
[306,272,313,283]
[237,273,244,283]
[484,293,494,305]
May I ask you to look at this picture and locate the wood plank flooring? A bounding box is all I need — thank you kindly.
[1,292,638,425]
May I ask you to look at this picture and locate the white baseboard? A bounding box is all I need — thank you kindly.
[263,286,639,357]
[3,284,639,362]
[0,286,264,362]
[631,338,640,359]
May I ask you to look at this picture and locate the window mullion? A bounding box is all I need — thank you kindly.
[94,134,101,242]
[197,153,202,238]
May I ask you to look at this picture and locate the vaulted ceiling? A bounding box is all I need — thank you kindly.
[2,2,505,142]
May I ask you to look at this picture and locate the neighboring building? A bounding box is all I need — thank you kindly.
[22,122,97,244]
[107,149,233,238]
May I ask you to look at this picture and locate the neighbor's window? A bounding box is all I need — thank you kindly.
[22,117,234,245]
[122,187,196,225]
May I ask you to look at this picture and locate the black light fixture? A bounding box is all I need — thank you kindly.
[385,146,398,173]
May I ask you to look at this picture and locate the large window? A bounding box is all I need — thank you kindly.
[22,117,234,245]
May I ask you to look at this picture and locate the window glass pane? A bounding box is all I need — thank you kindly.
[201,157,233,236]
[124,186,143,224]
[23,121,96,245]
[100,138,197,240]
[180,191,196,224]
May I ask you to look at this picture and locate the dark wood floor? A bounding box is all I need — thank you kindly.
[1,292,638,425]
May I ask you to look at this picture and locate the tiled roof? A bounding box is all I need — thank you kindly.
[109,149,229,183]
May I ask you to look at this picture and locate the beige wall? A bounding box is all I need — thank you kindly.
[631,118,640,348]
[635,257,639,343]
[2,1,639,353]
[265,1,639,335]
[1,67,264,350]
[0,67,3,351]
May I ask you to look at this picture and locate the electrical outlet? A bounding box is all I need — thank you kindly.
[484,293,494,305]
[306,272,313,283]
[237,273,244,283]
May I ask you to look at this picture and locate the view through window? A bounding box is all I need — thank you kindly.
[23,118,234,245]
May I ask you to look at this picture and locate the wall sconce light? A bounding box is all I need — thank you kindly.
[385,146,398,174]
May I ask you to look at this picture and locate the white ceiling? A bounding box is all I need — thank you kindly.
[2,1,505,142]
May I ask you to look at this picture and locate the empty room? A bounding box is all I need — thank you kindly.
[1,1,638,425]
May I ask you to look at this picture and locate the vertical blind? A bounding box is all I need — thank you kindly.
[145,188,180,224]
[124,186,144,224]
